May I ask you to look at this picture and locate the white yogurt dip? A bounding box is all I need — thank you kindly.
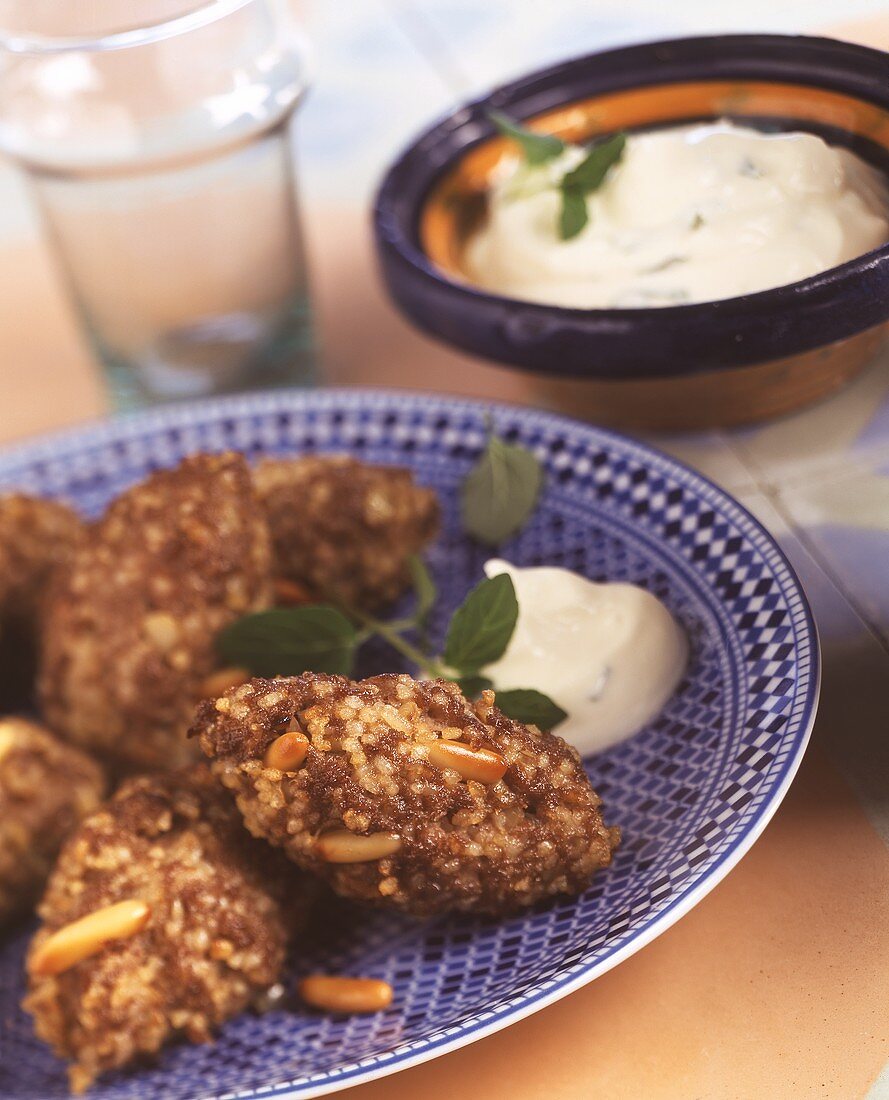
[482,560,687,755]
[465,121,889,308]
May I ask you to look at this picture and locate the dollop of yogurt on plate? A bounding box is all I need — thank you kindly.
[483,559,687,755]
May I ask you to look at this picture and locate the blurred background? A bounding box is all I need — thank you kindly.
[1,0,888,438]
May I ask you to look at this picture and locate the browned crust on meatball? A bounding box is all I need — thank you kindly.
[193,674,619,918]
[0,718,104,925]
[253,456,440,611]
[0,494,85,625]
[0,495,86,708]
[24,765,308,1093]
[38,453,273,773]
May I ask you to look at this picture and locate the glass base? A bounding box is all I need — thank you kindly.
[95,296,317,412]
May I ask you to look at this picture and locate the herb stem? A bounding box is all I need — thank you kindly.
[384,617,420,634]
[350,607,448,679]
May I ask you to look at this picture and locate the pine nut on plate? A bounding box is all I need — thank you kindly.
[28,899,151,977]
[298,975,393,1014]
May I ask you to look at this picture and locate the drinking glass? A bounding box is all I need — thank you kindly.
[0,0,315,409]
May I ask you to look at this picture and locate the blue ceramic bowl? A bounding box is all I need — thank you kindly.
[374,34,889,430]
[0,389,818,1099]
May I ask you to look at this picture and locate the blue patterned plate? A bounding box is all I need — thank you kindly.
[0,389,818,1100]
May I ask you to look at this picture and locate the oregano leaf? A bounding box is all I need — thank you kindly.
[218,606,357,677]
[558,131,626,241]
[461,434,543,546]
[561,132,626,192]
[495,688,567,730]
[457,674,494,699]
[443,573,518,672]
[559,187,588,240]
[489,109,565,166]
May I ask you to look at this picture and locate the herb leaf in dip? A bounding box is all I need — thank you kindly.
[218,606,358,676]
[559,188,589,242]
[558,131,626,241]
[495,688,568,731]
[489,110,565,166]
[462,432,543,546]
[561,132,627,192]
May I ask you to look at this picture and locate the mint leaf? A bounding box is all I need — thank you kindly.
[561,132,626,192]
[443,574,518,672]
[457,674,494,699]
[408,555,437,626]
[461,434,543,546]
[495,689,567,730]
[489,109,565,166]
[558,131,626,241]
[218,606,357,677]
[559,188,589,240]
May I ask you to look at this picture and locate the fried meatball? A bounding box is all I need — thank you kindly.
[193,673,619,918]
[0,495,85,708]
[0,718,103,925]
[0,494,85,623]
[253,456,440,611]
[39,453,273,773]
[24,765,309,1093]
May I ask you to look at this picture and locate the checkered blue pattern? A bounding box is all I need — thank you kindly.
[0,390,818,1100]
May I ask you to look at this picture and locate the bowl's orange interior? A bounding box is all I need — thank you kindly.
[421,79,889,281]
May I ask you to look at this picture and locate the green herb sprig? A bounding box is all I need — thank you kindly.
[218,569,565,730]
[489,110,626,240]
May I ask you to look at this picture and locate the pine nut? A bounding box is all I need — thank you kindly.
[0,722,17,765]
[274,577,314,606]
[316,830,402,863]
[28,899,150,977]
[143,611,179,651]
[199,667,250,697]
[210,938,234,961]
[264,731,309,771]
[426,740,507,783]
[298,975,393,1014]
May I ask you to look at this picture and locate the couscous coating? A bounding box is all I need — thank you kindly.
[24,766,308,1093]
[0,718,104,925]
[193,673,619,918]
[252,456,440,610]
[39,453,273,773]
[0,495,85,708]
[0,494,85,625]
